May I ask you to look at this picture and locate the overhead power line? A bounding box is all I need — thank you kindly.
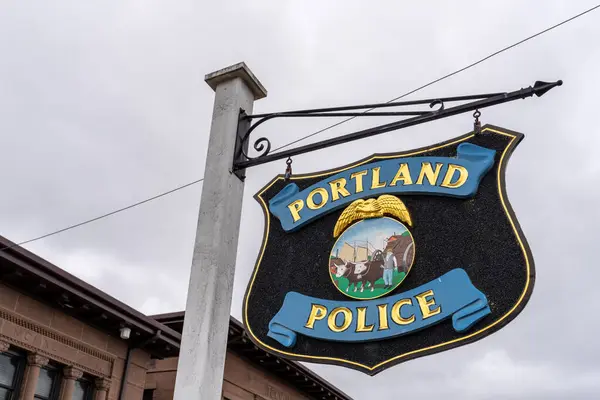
[3,4,598,251]
[0,178,204,252]
[271,3,600,152]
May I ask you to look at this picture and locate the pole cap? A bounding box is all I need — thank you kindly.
[205,62,267,100]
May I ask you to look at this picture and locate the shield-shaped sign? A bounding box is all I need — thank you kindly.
[243,124,535,375]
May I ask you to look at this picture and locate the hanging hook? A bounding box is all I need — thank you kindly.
[284,157,293,181]
[473,110,482,135]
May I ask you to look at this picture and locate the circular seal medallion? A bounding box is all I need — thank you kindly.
[329,217,415,300]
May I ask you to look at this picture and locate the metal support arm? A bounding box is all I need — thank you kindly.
[232,80,562,175]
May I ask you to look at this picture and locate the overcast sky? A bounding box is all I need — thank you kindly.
[1,1,599,399]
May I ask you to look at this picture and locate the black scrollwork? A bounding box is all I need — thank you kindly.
[237,114,277,161]
[252,137,271,157]
[429,99,445,113]
[239,133,272,161]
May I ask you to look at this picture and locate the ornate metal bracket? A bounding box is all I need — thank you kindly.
[232,80,562,180]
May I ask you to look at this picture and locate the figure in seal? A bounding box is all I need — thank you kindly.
[382,249,397,289]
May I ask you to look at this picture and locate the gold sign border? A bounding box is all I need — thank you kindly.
[242,124,535,375]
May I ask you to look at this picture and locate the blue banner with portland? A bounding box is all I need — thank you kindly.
[268,143,495,232]
[267,268,490,348]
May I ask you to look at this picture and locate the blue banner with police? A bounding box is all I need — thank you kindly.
[267,268,490,347]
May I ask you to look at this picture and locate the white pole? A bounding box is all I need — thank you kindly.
[173,62,266,400]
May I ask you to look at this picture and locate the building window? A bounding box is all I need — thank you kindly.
[73,377,93,400]
[34,366,60,400]
[0,350,25,400]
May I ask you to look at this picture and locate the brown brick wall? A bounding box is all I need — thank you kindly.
[0,283,19,310]
[2,282,317,400]
[146,351,309,400]
[0,283,152,400]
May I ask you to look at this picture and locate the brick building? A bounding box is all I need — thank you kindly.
[0,236,351,400]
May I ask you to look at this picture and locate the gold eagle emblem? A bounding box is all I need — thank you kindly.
[333,195,412,237]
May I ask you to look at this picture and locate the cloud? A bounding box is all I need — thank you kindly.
[456,350,600,399]
[27,241,188,313]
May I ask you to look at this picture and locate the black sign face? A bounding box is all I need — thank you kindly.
[242,125,535,375]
